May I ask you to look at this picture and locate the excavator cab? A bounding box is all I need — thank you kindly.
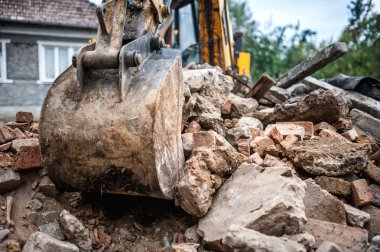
[39,0,184,199]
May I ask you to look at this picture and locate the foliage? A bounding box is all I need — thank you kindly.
[228,0,380,80]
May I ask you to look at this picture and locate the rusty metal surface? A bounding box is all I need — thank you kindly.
[39,0,184,199]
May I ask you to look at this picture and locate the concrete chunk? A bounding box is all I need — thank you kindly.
[304,179,346,225]
[22,232,79,252]
[198,163,306,250]
[286,137,369,176]
[223,225,306,252]
[344,204,370,228]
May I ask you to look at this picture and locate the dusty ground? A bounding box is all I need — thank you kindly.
[0,169,195,251]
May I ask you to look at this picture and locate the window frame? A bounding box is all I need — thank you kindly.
[37,41,84,84]
[0,39,12,83]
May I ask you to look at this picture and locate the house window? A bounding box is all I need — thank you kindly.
[0,39,12,83]
[38,41,83,83]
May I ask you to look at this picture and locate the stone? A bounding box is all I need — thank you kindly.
[303,179,346,225]
[234,117,263,130]
[314,122,336,134]
[176,146,249,217]
[223,94,259,118]
[277,121,314,139]
[352,179,374,207]
[223,225,306,252]
[280,134,299,149]
[362,205,380,240]
[59,210,92,252]
[250,89,351,126]
[6,122,30,132]
[185,121,201,133]
[262,154,286,167]
[0,229,9,242]
[0,169,21,193]
[344,204,370,228]
[22,232,79,252]
[304,218,368,252]
[265,123,305,140]
[11,128,26,140]
[236,139,250,156]
[283,232,315,251]
[286,137,369,176]
[315,242,343,252]
[11,138,42,170]
[184,225,200,243]
[0,123,14,144]
[370,184,380,208]
[341,128,358,142]
[333,117,353,132]
[28,199,43,211]
[184,69,233,134]
[171,243,199,252]
[365,161,380,185]
[223,119,234,128]
[39,176,59,198]
[367,235,380,252]
[16,112,34,123]
[249,152,263,165]
[0,142,12,152]
[0,153,14,168]
[39,222,65,241]
[36,211,60,226]
[30,122,39,134]
[225,126,258,146]
[198,164,306,250]
[314,176,351,196]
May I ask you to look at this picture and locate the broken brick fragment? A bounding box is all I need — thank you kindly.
[16,112,34,123]
[364,161,380,185]
[352,179,374,207]
[262,154,286,167]
[265,124,305,140]
[250,152,263,165]
[0,142,12,152]
[6,122,30,132]
[267,127,283,144]
[277,121,313,139]
[280,135,299,149]
[11,139,42,170]
[314,122,336,135]
[341,129,358,142]
[0,153,14,168]
[0,124,14,144]
[236,139,250,157]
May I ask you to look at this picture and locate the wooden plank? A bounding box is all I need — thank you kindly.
[276,42,348,88]
[245,73,276,100]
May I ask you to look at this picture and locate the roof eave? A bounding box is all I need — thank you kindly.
[0,18,97,31]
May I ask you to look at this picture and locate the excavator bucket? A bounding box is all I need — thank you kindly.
[39,0,184,199]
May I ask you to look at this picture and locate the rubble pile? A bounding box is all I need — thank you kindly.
[0,65,379,251]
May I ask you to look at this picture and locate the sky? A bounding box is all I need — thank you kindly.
[89,0,380,42]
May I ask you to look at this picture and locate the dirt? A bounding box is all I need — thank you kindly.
[2,170,195,252]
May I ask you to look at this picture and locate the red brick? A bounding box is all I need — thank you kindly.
[0,153,14,168]
[277,121,313,139]
[185,121,201,133]
[304,218,368,251]
[252,137,275,157]
[11,139,42,170]
[280,135,298,149]
[0,124,14,144]
[0,142,12,152]
[341,129,358,142]
[248,127,262,139]
[16,112,34,123]
[365,161,380,185]
[352,179,374,207]
[268,127,283,144]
